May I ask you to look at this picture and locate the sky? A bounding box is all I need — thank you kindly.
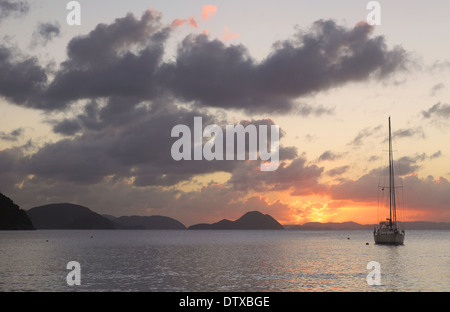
[1,0,450,226]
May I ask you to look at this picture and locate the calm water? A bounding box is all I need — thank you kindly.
[1,230,449,292]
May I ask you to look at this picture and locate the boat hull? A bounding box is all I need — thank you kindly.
[374,231,405,245]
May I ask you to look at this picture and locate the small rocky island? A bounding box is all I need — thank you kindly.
[188,211,285,230]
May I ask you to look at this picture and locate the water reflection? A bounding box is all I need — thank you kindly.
[1,230,449,291]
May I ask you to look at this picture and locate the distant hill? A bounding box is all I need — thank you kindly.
[284,221,450,230]
[189,211,284,230]
[285,221,373,230]
[401,221,450,230]
[0,193,35,230]
[27,203,187,230]
[114,215,186,229]
[27,203,119,229]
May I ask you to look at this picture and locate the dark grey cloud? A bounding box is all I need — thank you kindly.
[65,11,164,69]
[228,156,325,195]
[162,20,408,114]
[0,10,170,110]
[43,11,169,110]
[23,100,302,187]
[0,0,29,21]
[0,44,47,105]
[30,21,61,47]
[0,11,410,115]
[0,147,27,194]
[23,104,218,185]
[52,118,81,136]
[0,11,415,216]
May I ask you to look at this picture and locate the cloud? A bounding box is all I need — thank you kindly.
[0,0,29,21]
[0,12,410,116]
[422,102,450,119]
[20,98,303,189]
[429,150,442,160]
[402,175,450,216]
[0,44,47,106]
[51,118,82,136]
[0,10,170,110]
[30,21,61,47]
[41,14,171,111]
[0,147,27,193]
[328,152,450,214]
[65,11,164,69]
[429,83,445,96]
[326,165,350,177]
[429,60,450,72]
[162,20,409,114]
[222,26,240,41]
[171,17,198,29]
[228,156,325,196]
[318,150,344,162]
[0,10,423,223]
[348,125,382,147]
[392,126,425,140]
[22,103,227,186]
[295,102,335,117]
[0,128,24,141]
[201,5,217,20]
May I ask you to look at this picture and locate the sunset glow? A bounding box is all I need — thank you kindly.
[0,1,449,228]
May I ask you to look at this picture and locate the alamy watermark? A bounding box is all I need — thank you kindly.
[66,1,81,26]
[66,261,81,286]
[65,1,380,27]
[171,117,280,171]
[367,1,381,26]
[366,261,381,285]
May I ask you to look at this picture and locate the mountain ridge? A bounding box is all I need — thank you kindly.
[3,192,450,231]
[27,203,119,229]
[188,211,285,230]
[114,215,187,229]
[284,221,450,230]
[26,203,187,229]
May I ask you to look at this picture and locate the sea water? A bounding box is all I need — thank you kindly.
[1,230,449,291]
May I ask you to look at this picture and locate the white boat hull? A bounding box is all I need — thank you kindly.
[374,231,405,245]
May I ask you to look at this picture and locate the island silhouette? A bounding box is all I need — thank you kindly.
[0,193,34,230]
[188,211,284,230]
[1,192,450,230]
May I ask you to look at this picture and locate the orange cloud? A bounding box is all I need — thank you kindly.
[202,5,217,20]
[171,17,198,29]
[222,26,240,41]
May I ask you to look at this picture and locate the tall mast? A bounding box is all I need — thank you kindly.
[388,117,396,226]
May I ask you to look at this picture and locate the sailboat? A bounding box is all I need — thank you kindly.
[374,117,405,245]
